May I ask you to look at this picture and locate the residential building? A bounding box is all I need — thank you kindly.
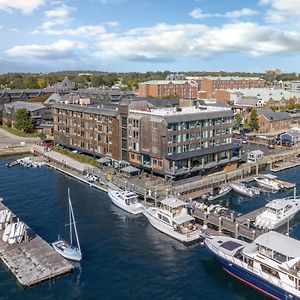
[256,109,291,134]
[138,80,199,99]
[53,103,120,160]
[280,130,300,144]
[2,101,46,128]
[127,102,238,178]
[290,81,300,93]
[139,77,266,99]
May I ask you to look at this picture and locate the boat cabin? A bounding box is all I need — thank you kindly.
[254,231,300,264]
[160,198,187,217]
[120,191,139,205]
[264,199,297,219]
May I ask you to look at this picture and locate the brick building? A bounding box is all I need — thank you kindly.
[256,109,291,134]
[139,77,266,99]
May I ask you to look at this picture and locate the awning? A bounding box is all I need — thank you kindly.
[98,157,111,164]
[121,165,140,173]
[173,214,194,225]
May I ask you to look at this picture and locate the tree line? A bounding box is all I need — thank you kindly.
[1,70,300,90]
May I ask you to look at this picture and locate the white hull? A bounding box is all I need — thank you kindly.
[52,241,82,262]
[230,183,254,197]
[108,190,143,215]
[143,208,200,243]
[256,211,299,230]
[254,177,281,191]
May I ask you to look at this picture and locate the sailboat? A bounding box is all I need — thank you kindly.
[52,188,82,262]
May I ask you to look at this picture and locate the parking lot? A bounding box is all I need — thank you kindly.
[234,139,291,162]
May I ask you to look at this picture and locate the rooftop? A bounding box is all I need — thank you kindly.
[258,108,291,122]
[265,198,300,210]
[140,80,189,85]
[227,88,300,102]
[130,105,231,117]
[161,197,186,208]
[253,231,300,258]
[4,101,45,112]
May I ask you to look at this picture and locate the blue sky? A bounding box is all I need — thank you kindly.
[0,0,300,73]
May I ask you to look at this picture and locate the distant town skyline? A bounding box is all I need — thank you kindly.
[1,0,300,73]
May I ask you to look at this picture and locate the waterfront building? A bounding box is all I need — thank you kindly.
[53,99,239,178]
[127,101,238,178]
[53,103,120,160]
[256,109,291,134]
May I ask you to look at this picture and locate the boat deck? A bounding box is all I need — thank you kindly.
[0,203,73,287]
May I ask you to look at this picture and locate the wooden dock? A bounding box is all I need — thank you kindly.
[192,208,264,241]
[0,203,73,287]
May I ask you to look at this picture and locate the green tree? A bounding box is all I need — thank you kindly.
[249,109,259,132]
[234,113,242,129]
[91,75,104,87]
[24,77,39,89]
[14,109,35,132]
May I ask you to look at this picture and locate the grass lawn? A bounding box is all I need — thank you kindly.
[53,146,99,167]
[0,125,39,138]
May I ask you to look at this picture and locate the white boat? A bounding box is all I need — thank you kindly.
[143,197,200,243]
[230,183,258,198]
[52,188,82,262]
[255,196,300,230]
[108,189,144,215]
[202,186,232,202]
[254,175,283,191]
[204,231,300,299]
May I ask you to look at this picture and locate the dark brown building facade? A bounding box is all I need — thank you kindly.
[53,103,120,159]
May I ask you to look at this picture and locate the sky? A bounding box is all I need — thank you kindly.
[1,0,300,73]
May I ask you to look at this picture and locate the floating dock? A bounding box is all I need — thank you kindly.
[192,207,264,241]
[0,202,73,287]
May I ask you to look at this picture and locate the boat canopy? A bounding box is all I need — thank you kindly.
[173,214,194,225]
[263,174,277,180]
[161,197,186,208]
[254,231,300,258]
[265,199,295,210]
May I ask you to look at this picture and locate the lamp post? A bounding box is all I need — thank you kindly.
[125,180,127,191]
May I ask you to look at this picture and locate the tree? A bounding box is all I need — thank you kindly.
[249,109,259,132]
[14,109,35,132]
[234,113,242,129]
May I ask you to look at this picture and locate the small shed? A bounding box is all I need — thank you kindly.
[280,131,300,144]
[247,150,264,163]
[121,166,140,177]
[97,157,112,166]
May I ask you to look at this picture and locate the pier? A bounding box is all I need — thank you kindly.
[0,202,73,287]
[192,207,264,241]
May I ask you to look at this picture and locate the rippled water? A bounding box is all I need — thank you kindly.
[1,157,300,300]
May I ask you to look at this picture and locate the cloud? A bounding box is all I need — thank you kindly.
[260,0,300,23]
[38,25,107,36]
[6,39,87,60]
[0,0,47,13]
[94,22,300,63]
[32,3,110,38]
[44,4,72,18]
[190,7,258,19]
[99,0,126,4]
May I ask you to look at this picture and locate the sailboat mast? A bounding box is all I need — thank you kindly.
[69,191,81,252]
[68,188,73,245]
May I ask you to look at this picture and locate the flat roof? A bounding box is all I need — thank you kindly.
[265,199,300,210]
[254,231,300,258]
[161,197,186,208]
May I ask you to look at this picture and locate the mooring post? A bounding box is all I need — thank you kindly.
[235,223,239,238]
[218,216,222,233]
[247,218,250,228]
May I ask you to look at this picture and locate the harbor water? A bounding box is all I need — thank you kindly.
[1,157,300,300]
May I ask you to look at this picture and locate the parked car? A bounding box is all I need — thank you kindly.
[242,139,249,144]
[267,143,275,149]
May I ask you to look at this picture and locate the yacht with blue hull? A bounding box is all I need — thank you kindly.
[204,231,300,299]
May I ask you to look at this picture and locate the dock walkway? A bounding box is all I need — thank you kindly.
[192,208,264,241]
[0,203,73,287]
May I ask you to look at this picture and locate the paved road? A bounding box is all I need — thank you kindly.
[235,139,294,161]
[0,128,39,147]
